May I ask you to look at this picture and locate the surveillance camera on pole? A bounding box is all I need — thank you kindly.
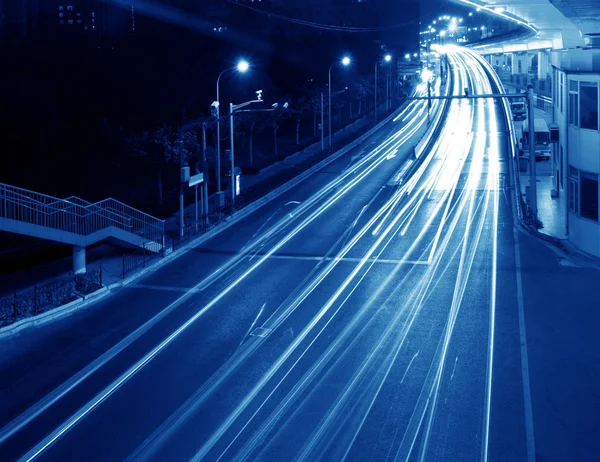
[211,101,219,118]
[283,102,289,110]
[272,102,278,109]
[256,90,263,101]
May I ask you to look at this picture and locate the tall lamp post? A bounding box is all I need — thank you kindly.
[328,56,351,152]
[215,60,249,201]
[374,54,392,121]
[228,92,263,210]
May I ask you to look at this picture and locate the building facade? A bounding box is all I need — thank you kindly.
[553,48,600,256]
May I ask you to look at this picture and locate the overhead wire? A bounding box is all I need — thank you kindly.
[222,0,418,33]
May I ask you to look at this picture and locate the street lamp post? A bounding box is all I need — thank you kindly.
[227,93,263,210]
[374,61,378,120]
[215,60,249,200]
[320,91,324,150]
[229,102,235,209]
[375,55,392,119]
[328,56,351,152]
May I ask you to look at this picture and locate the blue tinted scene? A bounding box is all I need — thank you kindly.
[1,1,599,461]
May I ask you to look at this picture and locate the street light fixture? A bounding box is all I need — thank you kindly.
[236,60,249,73]
[405,53,411,60]
[228,94,262,209]
[328,56,351,151]
[215,59,250,202]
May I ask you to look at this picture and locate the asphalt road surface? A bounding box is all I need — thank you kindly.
[1,47,598,462]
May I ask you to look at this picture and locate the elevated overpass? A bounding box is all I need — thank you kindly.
[0,183,165,273]
[455,0,598,53]
[453,0,600,256]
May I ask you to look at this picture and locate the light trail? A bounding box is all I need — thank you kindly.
[15,46,505,462]
[197,49,502,462]
[12,88,437,462]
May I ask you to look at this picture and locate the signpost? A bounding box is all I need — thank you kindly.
[188,172,204,233]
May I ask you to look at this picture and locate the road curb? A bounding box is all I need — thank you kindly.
[0,104,410,337]
[121,107,407,287]
[0,286,109,338]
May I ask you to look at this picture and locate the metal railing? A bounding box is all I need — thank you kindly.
[0,265,103,328]
[0,183,164,250]
[536,94,553,114]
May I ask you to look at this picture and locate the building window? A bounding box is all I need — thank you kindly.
[59,5,64,10]
[580,82,599,130]
[59,19,64,24]
[559,72,564,112]
[569,167,579,213]
[553,69,557,108]
[67,5,73,10]
[569,80,579,127]
[580,171,599,221]
[68,19,73,24]
[518,59,522,74]
[59,12,63,17]
[560,146,564,188]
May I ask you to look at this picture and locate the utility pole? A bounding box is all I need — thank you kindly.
[320,92,324,151]
[374,62,378,120]
[229,102,235,211]
[178,125,185,238]
[427,82,432,124]
[328,68,332,152]
[201,122,209,225]
[385,72,388,112]
[527,85,538,222]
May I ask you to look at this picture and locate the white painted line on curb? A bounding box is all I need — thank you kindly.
[513,226,537,462]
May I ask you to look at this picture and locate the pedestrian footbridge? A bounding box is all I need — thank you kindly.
[0,183,164,273]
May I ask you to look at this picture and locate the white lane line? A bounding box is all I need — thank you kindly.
[16,97,431,461]
[450,356,458,380]
[237,304,266,349]
[513,226,537,462]
[400,351,420,384]
[127,284,203,293]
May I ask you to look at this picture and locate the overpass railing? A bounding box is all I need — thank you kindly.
[0,183,164,250]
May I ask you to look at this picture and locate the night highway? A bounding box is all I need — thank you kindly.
[1,46,598,462]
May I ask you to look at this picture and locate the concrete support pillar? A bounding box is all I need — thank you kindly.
[72,245,86,274]
[528,52,536,74]
[511,53,527,75]
[538,50,550,80]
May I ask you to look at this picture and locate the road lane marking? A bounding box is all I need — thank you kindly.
[127,284,203,293]
[513,227,537,462]
[250,327,272,338]
[400,351,420,384]
[14,94,434,461]
[238,304,266,348]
